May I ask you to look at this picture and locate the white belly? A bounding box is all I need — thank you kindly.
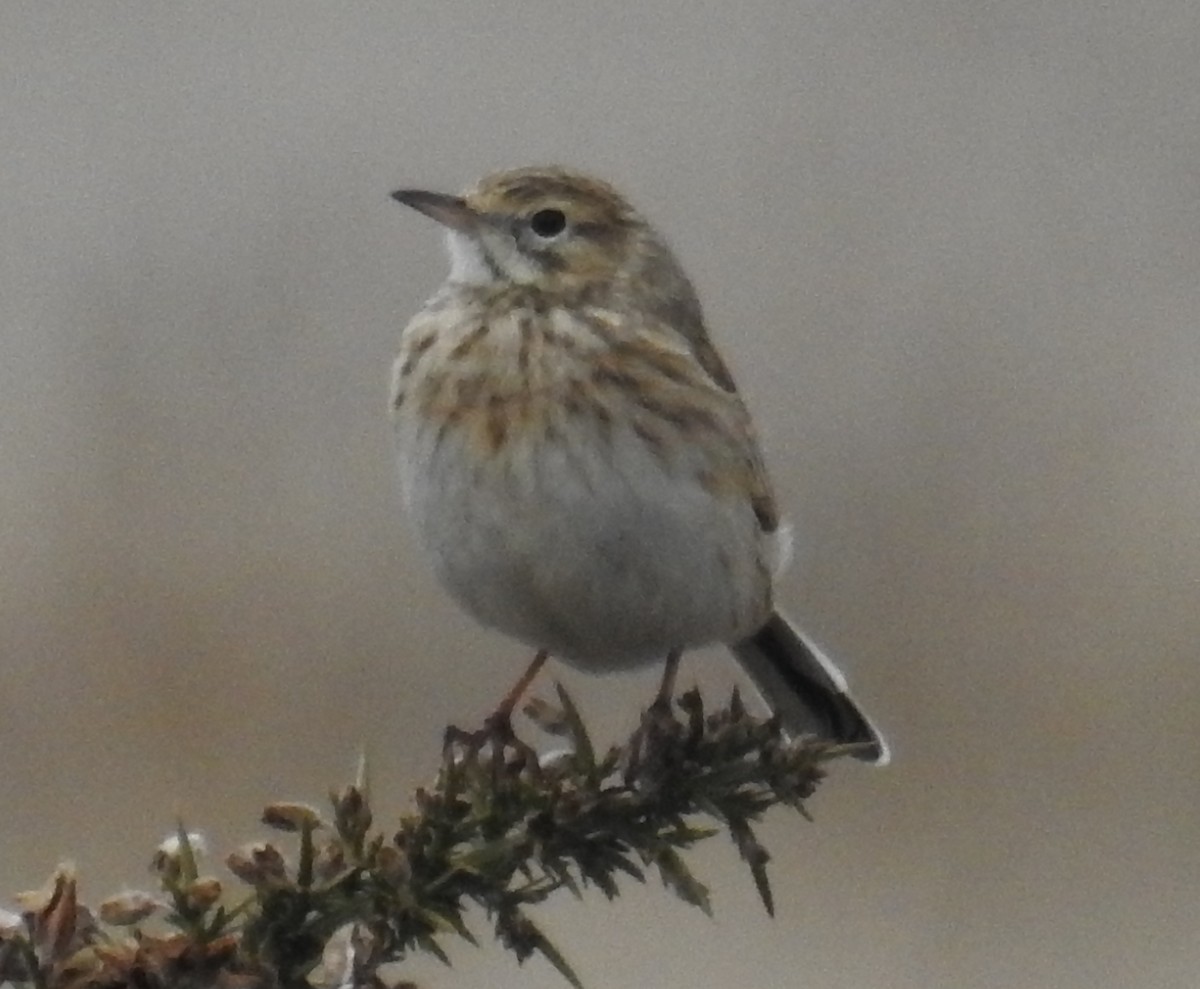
[397,411,771,670]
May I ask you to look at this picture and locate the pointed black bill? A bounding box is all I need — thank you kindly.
[390,189,477,233]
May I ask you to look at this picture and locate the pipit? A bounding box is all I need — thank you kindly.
[389,166,888,764]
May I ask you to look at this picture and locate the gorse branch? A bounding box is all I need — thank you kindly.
[0,686,862,989]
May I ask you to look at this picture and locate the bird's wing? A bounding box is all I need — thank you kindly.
[596,302,783,540]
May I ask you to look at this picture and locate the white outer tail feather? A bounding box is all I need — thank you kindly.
[731,611,890,766]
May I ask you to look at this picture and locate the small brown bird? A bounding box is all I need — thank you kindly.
[389,166,888,764]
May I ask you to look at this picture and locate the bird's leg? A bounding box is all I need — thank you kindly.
[626,648,685,783]
[484,648,549,776]
[651,648,683,713]
[485,648,549,734]
[443,650,549,772]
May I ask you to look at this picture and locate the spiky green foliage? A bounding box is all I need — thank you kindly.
[0,687,860,989]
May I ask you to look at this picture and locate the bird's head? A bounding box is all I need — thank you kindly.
[392,166,670,294]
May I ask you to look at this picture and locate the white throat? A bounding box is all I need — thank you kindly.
[444,228,545,286]
[445,231,495,285]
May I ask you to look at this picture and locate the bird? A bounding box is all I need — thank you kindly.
[388,165,888,764]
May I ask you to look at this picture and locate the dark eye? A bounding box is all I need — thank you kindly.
[528,208,567,238]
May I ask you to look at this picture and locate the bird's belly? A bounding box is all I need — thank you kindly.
[398,416,770,670]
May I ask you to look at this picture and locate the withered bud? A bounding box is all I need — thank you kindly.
[183,877,223,912]
[226,843,289,887]
[262,802,324,833]
[98,890,161,926]
[14,862,76,915]
[16,866,89,962]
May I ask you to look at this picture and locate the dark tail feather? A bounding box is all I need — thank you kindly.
[731,611,889,765]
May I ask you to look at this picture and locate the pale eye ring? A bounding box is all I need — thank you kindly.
[528,208,567,238]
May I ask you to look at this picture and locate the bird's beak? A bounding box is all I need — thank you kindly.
[390,189,478,233]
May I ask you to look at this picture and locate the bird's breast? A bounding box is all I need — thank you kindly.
[388,292,773,662]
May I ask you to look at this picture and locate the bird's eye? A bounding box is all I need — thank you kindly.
[528,208,567,238]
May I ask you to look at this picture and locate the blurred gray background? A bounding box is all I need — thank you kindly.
[2,2,1198,986]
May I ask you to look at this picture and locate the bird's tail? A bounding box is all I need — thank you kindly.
[731,611,890,765]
